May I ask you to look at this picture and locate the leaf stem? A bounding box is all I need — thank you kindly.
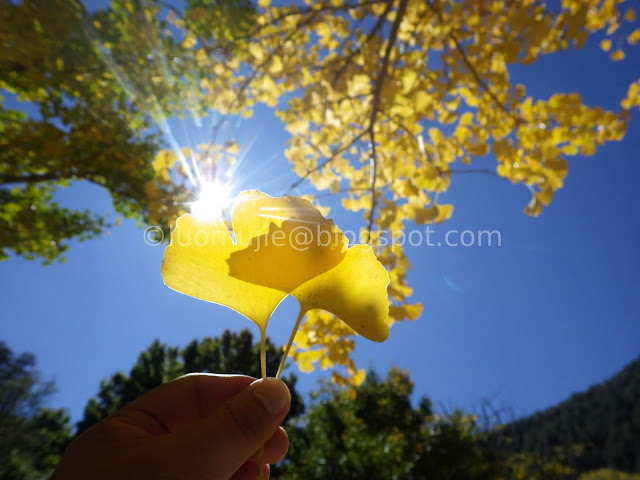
[258,327,267,480]
[276,309,306,380]
[260,327,267,380]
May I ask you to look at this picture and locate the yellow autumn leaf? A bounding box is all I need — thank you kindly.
[413,204,454,224]
[226,192,389,342]
[230,190,325,245]
[291,245,390,342]
[600,38,612,52]
[165,189,390,350]
[524,195,543,217]
[223,140,240,155]
[331,370,349,387]
[298,355,315,373]
[389,302,423,322]
[248,43,266,62]
[162,189,390,420]
[537,189,553,206]
[227,192,347,294]
[347,74,371,96]
[621,79,640,110]
[390,104,414,118]
[181,32,197,49]
[351,368,366,386]
[459,111,474,126]
[435,204,454,223]
[610,50,625,61]
[415,90,431,112]
[342,195,369,211]
[269,55,284,75]
[624,7,636,23]
[161,214,286,330]
[152,150,175,182]
[401,69,418,94]
[628,29,640,45]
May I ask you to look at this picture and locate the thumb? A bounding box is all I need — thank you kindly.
[169,378,291,479]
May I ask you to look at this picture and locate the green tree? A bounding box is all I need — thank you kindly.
[0,0,255,264]
[280,367,499,480]
[0,342,72,480]
[76,329,303,434]
[497,450,577,480]
[580,469,640,480]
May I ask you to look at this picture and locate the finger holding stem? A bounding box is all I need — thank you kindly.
[257,310,305,479]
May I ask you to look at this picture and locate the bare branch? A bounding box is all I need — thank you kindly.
[314,186,371,198]
[448,168,500,178]
[366,126,378,236]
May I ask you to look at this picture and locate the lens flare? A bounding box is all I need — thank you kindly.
[191,181,232,221]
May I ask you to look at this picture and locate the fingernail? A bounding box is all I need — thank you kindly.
[251,378,290,415]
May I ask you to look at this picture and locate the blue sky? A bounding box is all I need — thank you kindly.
[1,4,640,428]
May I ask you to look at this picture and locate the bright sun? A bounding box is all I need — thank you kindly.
[191,181,232,221]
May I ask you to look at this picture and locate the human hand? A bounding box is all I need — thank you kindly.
[51,374,291,480]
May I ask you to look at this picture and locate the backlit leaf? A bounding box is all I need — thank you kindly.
[161,214,286,330]
[291,245,390,342]
[227,191,347,293]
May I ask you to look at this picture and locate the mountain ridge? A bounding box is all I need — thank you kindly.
[503,354,640,473]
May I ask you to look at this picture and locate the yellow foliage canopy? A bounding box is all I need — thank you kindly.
[74,0,639,383]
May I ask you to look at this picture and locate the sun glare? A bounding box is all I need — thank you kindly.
[191,181,232,222]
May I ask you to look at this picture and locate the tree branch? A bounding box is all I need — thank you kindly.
[314,186,371,198]
[448,168,500,178]
[331,0,394,88]
[426,0,522,125]
[204,0,388,55]
[286,129,368,193]
[366,126,379,236]
[0,173,62,185]
[0,171,117,190]
[366,0,408,236]
[209,12,320,151]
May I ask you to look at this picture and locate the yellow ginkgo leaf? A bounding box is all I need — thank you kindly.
[231,190,326,246]
[161,214,286,330]
[291,245,390,342]
[164,189,391,388]
[227,218,347,294]
[610,50,625,61]
[628,29,640,45]
[227,191,347,293]
[163,190,354,329]
[226,191,389,342]
[413,203,454,224]
[624,7,636,22]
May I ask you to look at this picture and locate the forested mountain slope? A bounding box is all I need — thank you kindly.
[505,355,640,473]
